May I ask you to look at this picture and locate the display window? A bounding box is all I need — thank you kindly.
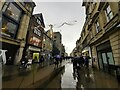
[2,16,18,38]
[1,2,23,39]
[5,3,22,22]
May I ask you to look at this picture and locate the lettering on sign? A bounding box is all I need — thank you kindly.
[33,27,41,37]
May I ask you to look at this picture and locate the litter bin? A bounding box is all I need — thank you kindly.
[116,65,120,82]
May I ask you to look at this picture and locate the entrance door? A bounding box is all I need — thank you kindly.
[102,53,109,72]
[98,52,103,70]
[107,52,114,65]
[101,52,114,73]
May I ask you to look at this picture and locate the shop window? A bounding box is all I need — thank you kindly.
[104,4,113,22]
[4,3,22,22]
[2,17,17,38]
[95,21,100,33]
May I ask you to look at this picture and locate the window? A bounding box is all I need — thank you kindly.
[105,5,113,22]
[95,21,100,33]
[2,16,18,38]
[4,3,22,21]
[1,2,23,39]
[37,19,41,25]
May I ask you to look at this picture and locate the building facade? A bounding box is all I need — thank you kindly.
[42,30,53,65]
[61,44,65,57]
[53,32,62,56]
[26,13,45,61]
[81,1,120,75]
[0,1,35,65]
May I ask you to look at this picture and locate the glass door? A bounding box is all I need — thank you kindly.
[107,52,115,75]
[102,53,109,72]
[107,52,114,65]
[98,52,103,70]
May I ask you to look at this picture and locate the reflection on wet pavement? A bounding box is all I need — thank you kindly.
[61,63,77,88]
[46,61,120,89]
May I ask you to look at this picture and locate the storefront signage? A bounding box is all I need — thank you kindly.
[28,46,41,52]
[0,50,7,64]
[30,36,41,46]
[33,27,41,37]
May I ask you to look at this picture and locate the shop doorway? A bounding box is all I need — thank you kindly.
[33,53,39,62]
[1,42,19,65]
[101,51,115,73]
[97,41,115,74]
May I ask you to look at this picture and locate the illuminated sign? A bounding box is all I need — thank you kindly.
[30,36,41,46]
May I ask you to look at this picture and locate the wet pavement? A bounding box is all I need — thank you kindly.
[2,60,67,88]
[46,60,120,89]
[2,59,120,89]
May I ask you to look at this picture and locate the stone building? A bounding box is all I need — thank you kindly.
[80,1,120,75]
[53,32,62,56]
[0,1,36,65]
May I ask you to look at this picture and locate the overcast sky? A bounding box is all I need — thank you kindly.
[33,2,86,55]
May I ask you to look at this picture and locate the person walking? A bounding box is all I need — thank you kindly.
[39,55,44,67]
[59,56,63,66]
[73,55,78,73]
[79,55,85,68]
[54,54,60,68]
[84,54,90,68]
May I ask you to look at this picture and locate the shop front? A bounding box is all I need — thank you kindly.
[0,42,20,65]
[97,41,115,75]
[27,46,41,62]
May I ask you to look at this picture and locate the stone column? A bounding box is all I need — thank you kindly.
[91,45,99,69]
[110,30,120,65]
[15,14,30,64]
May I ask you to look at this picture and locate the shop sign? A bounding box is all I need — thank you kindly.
[28,46,41,52]
[34,27,41,37]
[0,50,7,65]
[30,36,41,46]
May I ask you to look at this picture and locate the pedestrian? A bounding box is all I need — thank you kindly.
[73,55,78,73]
[32,56,37,64]
[20,56,28,69]
[54,55,60,68]
[59,56,62,66]
[84,54,90,68]
[79,55,85,68]
[39,55,44,67]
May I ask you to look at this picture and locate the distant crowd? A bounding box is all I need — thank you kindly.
[19,54,90,70]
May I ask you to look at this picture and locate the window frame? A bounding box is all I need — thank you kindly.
[2,16,18,38]
[1,2,23,39]
[104,4,113,22]
[2,2,22,22]
[95,20,101,33]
